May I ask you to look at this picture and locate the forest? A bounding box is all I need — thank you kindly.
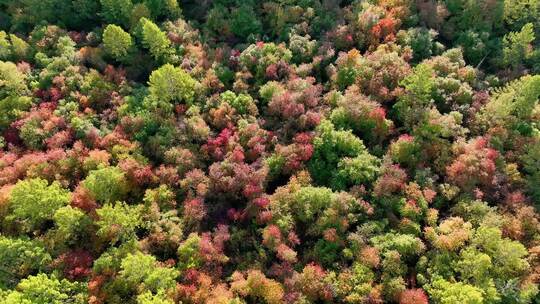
[0,0,539,303]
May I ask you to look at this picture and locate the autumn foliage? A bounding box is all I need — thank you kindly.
[0,0,539,303]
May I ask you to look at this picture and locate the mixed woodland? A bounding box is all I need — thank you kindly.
[0,0,540,303]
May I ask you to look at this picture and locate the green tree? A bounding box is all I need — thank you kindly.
[0,60,33,130]
[96,202,143,243]
[290,186,334,223]
[479,75,540,132]
[393,63,435,130]
[146,63,197,112]
[331,155,380,191]
[0,32,30,61]
[137,291,174,304]
[119,252,179,293]
[308,120,379,189]
[0,237,52,289]
[397,28,439,62]
[177,233,202,271]
[522,140,540,206]
[371,232,426,260]
[502,23,535,69]
[82,166,129,203]
[504,0,540,30]
[140,18,173,62]
[103,24,133,60]
[230,5,262,40]
[429,279,484,304]
[0,32,11,60]
[144,0,181,20]
[334,262,375,302]
[471,226,529,279]
[219,90,257,115]
[269,181,366,243]
[9,34,30,60]
[52,206,92,246]
[6,178,71,233]
[100,0,133,27]
[0,273,87,304]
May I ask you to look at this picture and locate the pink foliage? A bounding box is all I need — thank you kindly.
[59,249,94,280]
[374,164,408,197]
[446,137,499,191]
[399,288,429,304]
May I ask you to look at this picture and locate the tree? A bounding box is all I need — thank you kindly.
[333,45,411,102]
[289,33,317,63]
[0,60,33,130]
[52,206,92,246]
[6,178,70,233]
[96,202,143,244]
[521,140,540,205]
[140,18,173,62]
[0,273,87,304]
[146,63,197,111]
[399,288,429,304]
[177,233,202,271]
[144,0,181,20]
[268,177,369,246]
[397,28,439,62]
[0,237,52,289]
[1,1,540,303]
[119,252,179,294]
[230,270,284,304]
[371,232,425,260]
[308,120,379,189]
[446,137,499,192]
[478,75,540,134]
[0,32,30,61]
[334,262,376,303]
[136,291,174,304]
[393,63,435,130]
[471,226,529,279]
[100,0,133,27]
[429,279,484,304]
[504,0,540,30]
[421,219,531,303]
[265,77,323,134]
[239,42,292,82]
[102,24,133,60]
[425,217,473,252]
[230,5,262,40]
[331,155,380,191]
[330,89,393,145]
[502,23,535,69]
[82,166,129,204]
[9,34,30,60]
[219,90,257,116]
[0,32,11,60]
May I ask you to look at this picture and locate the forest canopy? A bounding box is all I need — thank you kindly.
[0,0,540,303]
